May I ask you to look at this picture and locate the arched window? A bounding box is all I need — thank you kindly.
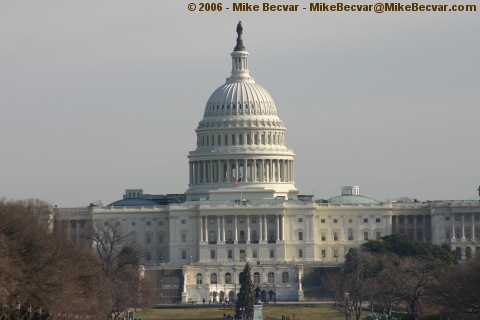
[254,272,260,284]
[225,134,228,145]
[239,134,244,145]
[282,271,289,283]
[232,134,236,145]
[261,134,265,144]
[225,273,232,284]
[196,273,203,284]
[247,134,251,145]
[268,272,275,284]
[212,135,215,146]
[211,273,218,284]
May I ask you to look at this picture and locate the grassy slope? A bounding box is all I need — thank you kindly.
[136,306,344,320]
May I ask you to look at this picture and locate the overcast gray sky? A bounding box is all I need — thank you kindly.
[1,1,479,207]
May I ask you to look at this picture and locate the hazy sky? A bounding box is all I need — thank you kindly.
[1,1,479,207]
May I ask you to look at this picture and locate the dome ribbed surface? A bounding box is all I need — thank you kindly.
[203,82,278,117]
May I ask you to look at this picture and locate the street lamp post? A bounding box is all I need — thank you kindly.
[160,279,164,304]
[344,292,350,320]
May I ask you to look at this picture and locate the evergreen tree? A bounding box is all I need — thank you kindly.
[235,262,256,319]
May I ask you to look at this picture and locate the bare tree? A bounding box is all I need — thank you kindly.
[0,199,110,319]
[431,257,480,319]
[89,221,152,320]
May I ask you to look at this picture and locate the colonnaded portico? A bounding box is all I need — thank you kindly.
[189,159,295,185]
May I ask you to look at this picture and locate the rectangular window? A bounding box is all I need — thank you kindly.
[157,250,163,262]
[348,219,353,223]
[181,250,187,260]
[146,221,151,226]
[333,219,338,223]
[210,219,215,224]
[376,232,381,240]
[181,219,186,224]
[321,232,326,241]
[321,219,326,223]
[363,218,368,223]
[210,250,216,259]
[270,249,275,258]
[158,233,164,244]
[299,249,303,258]
[181,233,187,243]
[159,221,163,226]
[364,232,369,240]
[298,231,303,241]
[146,234,152,244]
[227,219,232,224]
[228,250,233,259]
[376,218,381,223]
[253,249,257,258]
[298,218,303,222]
[333,232,338,241]
[321,249,326,258]
[252,219,257,224]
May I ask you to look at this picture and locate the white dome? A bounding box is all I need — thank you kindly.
[203,81,278,118]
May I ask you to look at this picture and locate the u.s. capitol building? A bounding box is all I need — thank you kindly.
[54,23,480,304]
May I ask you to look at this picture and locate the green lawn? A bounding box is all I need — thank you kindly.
[136,306,344,320]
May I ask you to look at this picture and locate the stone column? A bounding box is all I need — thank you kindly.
[276,215,280,241]
[222,215,226,241]
[310,215,314,241]
[217,215,221,242]
[200,216,203,242]
[189,162,193,184]
[217,160,222,183]
[210,161,214,183]
[235,160,239,180]
[204,215,208,242]
[247,216,250,243]
[201,161,206,184]
[244,159,248,182]
[451,214,456,240]
[281,214,285,241]
[227,160,231,183]
[261,159,265,182]
[472,214,476,240]
[298,270,302,291]
[462,214,465,239]
[253,159,257,182]
[234,216,238,243]
[259,215,263,241]
[264,215,268,241]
